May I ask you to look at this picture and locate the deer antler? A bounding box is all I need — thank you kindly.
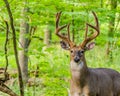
[55,12,75,48]
[81,11,100,48]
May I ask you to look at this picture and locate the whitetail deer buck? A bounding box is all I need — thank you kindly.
[55,11,120,96]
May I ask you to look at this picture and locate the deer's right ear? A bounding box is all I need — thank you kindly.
[60,40,70,50]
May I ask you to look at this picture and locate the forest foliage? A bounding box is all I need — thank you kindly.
[0,0,120,96]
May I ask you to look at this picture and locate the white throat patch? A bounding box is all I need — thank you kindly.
[70,60,84,71]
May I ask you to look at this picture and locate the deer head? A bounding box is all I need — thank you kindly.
[55,11,100,63]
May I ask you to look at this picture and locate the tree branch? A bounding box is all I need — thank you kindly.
[4,21,9,80]
[3,0,24,96]
[27,26,37,47]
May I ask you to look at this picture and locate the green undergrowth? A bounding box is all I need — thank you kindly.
[0,44,120,96]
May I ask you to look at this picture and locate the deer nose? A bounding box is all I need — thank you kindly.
[74,56,80,63]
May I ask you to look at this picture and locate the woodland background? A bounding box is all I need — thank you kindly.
[0,0,120,96]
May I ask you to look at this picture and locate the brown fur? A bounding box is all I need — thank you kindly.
[69,49,120,96]
[61,46,120,96]
[55,11,120,96]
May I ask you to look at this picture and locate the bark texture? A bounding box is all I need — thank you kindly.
[19,3,29,83]
[44,25,51,45]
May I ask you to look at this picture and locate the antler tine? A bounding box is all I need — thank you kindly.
[67,23,70,41]
[56,11,67,30]
[67,23,74,46]
[56,11,61,28]
[92,11,99,28]
[81,11,100,48]
[55,12,74,47]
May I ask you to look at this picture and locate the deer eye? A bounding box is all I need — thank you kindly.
[70,50,74,53]
[80,50,84,53]
[78,50,84,56]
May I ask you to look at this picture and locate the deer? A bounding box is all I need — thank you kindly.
[55,11,120,96]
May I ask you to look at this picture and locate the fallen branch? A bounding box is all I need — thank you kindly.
[0,81,18,96]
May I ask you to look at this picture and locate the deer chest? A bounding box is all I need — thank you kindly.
[70,80,89,96]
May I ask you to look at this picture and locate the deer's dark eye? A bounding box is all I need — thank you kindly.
[80,50,84,53]
[70,50,74,53]
[78,50,84,56]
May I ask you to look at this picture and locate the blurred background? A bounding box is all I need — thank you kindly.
[0,0,120,96]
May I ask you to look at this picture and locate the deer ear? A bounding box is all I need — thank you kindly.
[85,42,95,50]
[60,40,70,50]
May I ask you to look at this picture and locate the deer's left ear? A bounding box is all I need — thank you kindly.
[60,40,70,50]
[85,42,95,50]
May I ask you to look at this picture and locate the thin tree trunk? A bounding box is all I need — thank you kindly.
[19,2,29,83]
[44,25,51,45]
[100,0,103,8]
[106,0,117,60]
[3,0,24,95]
[71,9,75,42]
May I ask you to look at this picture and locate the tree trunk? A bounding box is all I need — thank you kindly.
[19,2,29,83]
[4,0,24,95]
[106,0,117,60]
[100,0,103,8]
[71,9,75,42]
[44,25,51,45]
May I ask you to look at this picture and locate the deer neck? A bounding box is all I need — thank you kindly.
[70,56,89,87]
